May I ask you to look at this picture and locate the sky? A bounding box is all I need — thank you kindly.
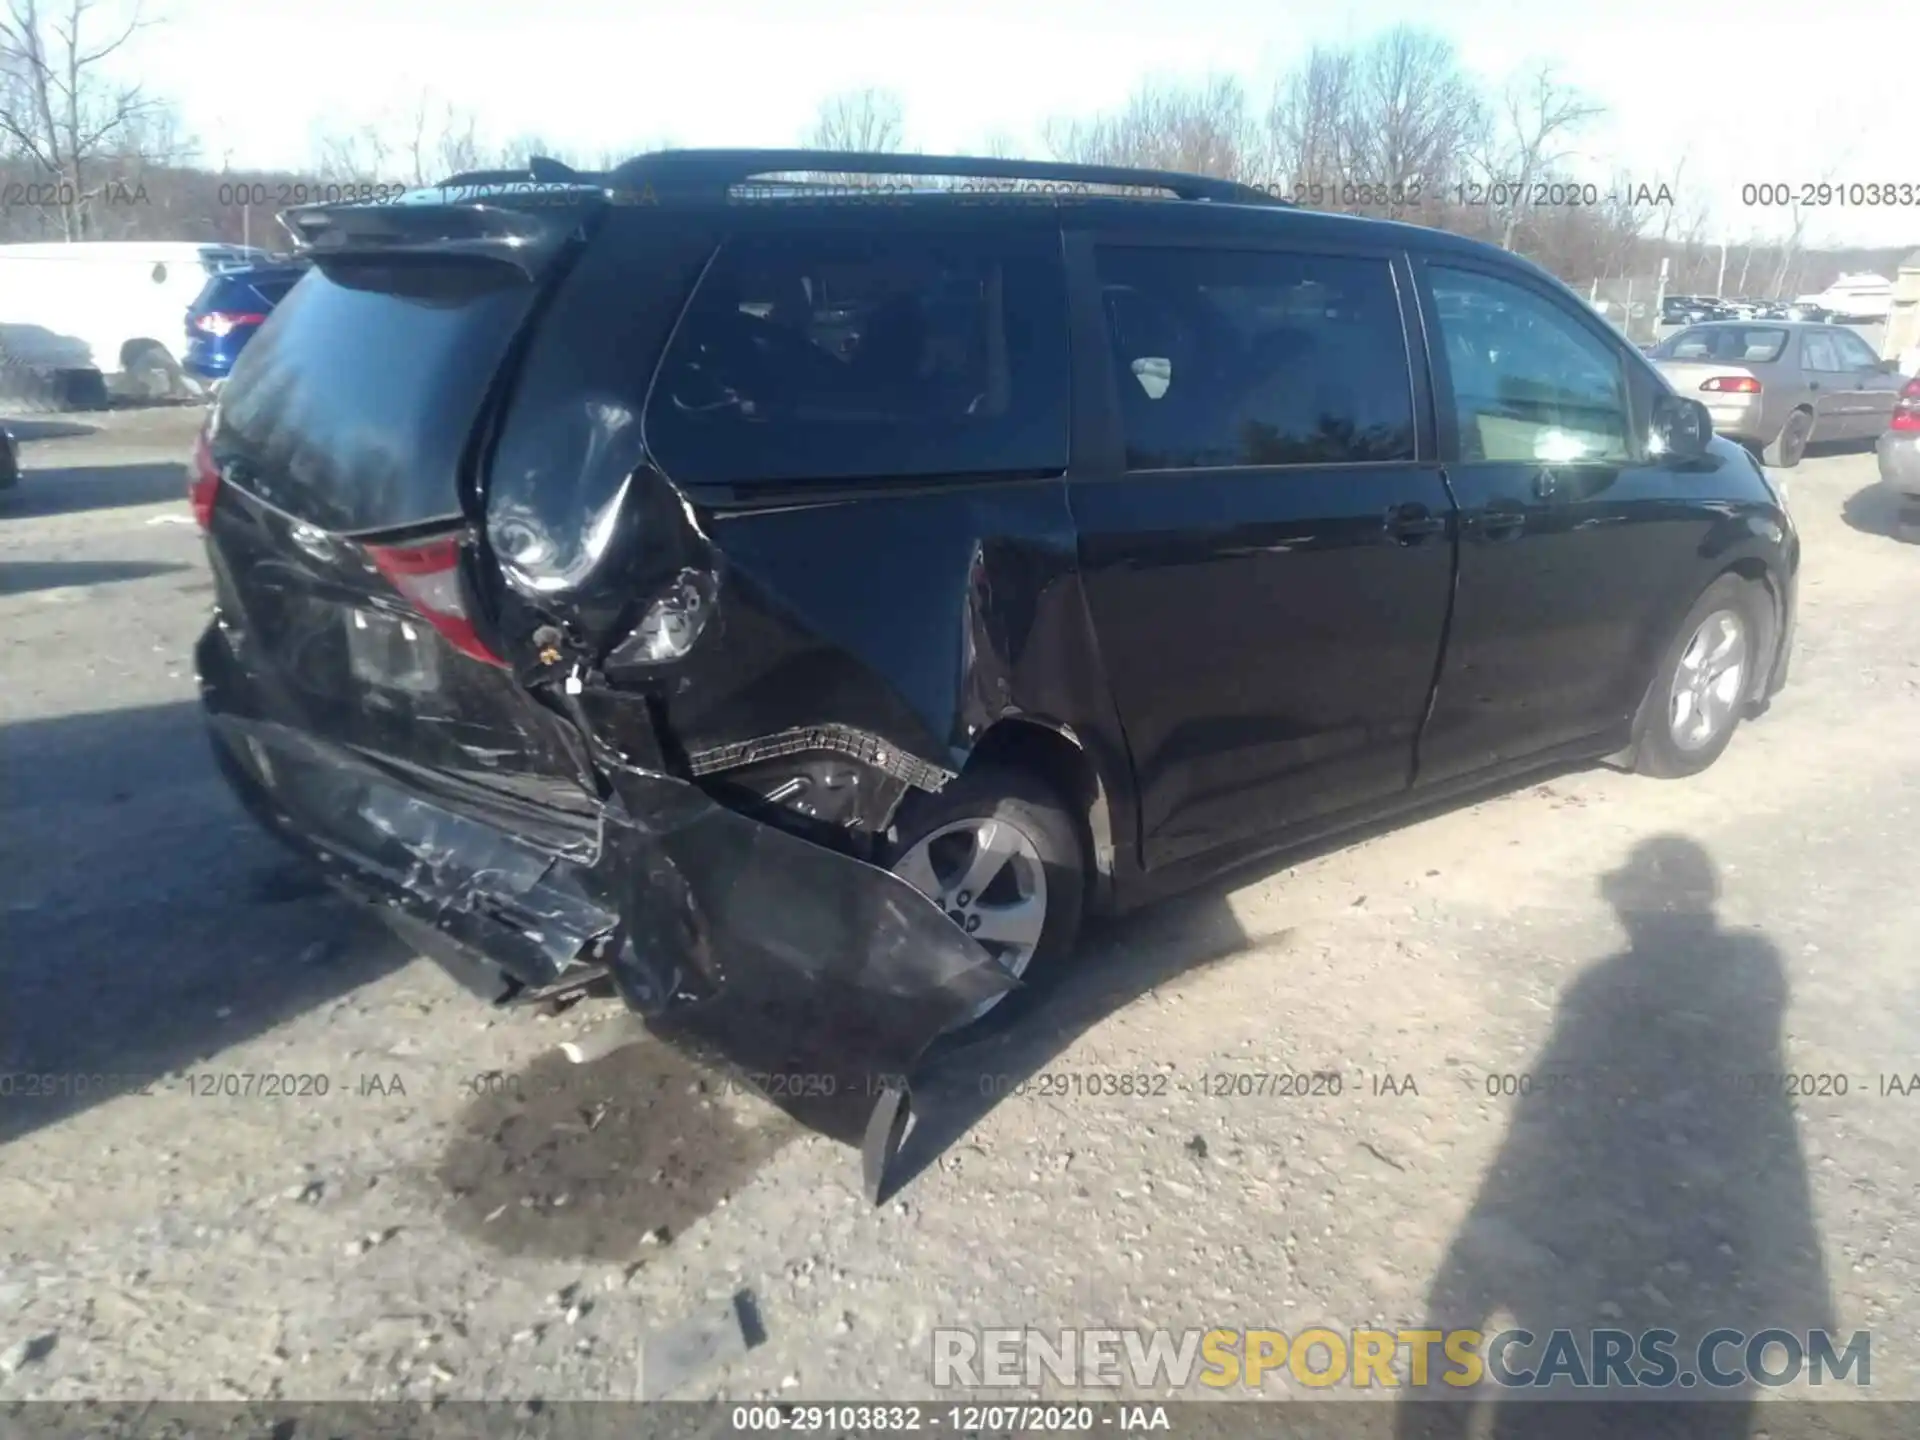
[112,0,1914,252]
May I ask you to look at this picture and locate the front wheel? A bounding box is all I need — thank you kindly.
[882,763,1086,1029]
[1633,576,1769,779]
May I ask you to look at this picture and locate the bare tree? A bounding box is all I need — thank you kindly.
[1471,63,1604,251]
[1045,76,1257,180]
[314,95,500,188]
[1769,153,1847,299]
[312,120,391,185]
[420,99,482,178]
[977,128,1023,160]
[1265,45,1362,190]
[0,0,177,238]
[1347,28,1482,218]
[806,88,906,153]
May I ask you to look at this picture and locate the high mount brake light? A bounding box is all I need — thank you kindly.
[364,536,508,667]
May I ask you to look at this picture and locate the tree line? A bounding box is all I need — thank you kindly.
[0,2,1907,301]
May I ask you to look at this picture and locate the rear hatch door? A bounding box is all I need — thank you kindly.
[199,194,612,834]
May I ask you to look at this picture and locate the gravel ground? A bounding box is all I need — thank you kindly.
[2,407,1917,1415]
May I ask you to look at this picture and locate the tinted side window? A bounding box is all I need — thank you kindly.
[1429,266,1631,465]
[1800,332,1842,372]
[1094,246,1414,470]
[645,229,1068,486]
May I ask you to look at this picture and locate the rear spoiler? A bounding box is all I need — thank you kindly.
[279,192,606,278]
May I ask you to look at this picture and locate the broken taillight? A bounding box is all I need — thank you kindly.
[189,424,221,530]
[364,536,508,667]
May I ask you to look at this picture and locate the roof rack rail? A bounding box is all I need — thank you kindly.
[605,149,1286,206]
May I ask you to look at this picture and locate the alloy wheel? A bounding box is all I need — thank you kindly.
[891,816,1049,1020]
[1668,609,1749,752]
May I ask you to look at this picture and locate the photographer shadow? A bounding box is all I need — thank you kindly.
[1395,834,1837,1439]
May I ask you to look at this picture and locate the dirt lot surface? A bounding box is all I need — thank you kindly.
[2,406,1917,1416]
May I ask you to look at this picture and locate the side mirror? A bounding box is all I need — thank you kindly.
[1652,392,1713,460]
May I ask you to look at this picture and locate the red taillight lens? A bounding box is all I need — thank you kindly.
[192,311,267,338]
[1893,378,1920,434]
[189,425,220,530]
[364,536,507,668]
[1700,375,1762,394]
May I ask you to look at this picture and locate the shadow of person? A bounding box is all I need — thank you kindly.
[1397,834,1836,1439]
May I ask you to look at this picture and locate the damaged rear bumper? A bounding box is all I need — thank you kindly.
[198,627,1016,1168]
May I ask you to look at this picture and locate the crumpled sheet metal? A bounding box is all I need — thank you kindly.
[598,768,1017,1150]
[353,786,615,971]
[206,705,1014,1190]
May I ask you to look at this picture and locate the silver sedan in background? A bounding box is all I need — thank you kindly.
[1650,321,1908,468]
[1877,374,1920,519]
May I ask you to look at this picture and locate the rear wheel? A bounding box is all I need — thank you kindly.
[1633,575,1768,779]
[121,341,185,403]
[882,763,1086,1028]
[1762,408,1812,468]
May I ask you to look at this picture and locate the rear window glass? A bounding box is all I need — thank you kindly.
[644,228,1069,486]
[1655,327,1788,363]
[214,259,535,533]
[248,275,301,305]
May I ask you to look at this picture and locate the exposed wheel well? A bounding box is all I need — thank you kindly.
[960,719,1115,900]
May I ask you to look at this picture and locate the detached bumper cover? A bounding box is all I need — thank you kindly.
[199,627,1015,1155]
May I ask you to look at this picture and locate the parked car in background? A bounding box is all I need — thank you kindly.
[190,150,1798,1150]
[0,242,272,401]
[1783,301,1831,322]
[1650,320,1909,466]
[1662,295,1724,325]
[183,261,307,391]
[0,425,16,491]
[1876,375,1920,522]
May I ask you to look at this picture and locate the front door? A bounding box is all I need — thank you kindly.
[1413,260,1710,783]
[1067,238,1454,869]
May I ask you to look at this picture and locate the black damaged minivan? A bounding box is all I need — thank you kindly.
[194,150,1797,1139]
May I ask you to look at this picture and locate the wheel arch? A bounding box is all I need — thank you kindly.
[958,715,1117,913]
[1635,559,1783,726]
[1717,556,1786,706]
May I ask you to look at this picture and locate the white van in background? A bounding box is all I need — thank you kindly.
[1797,272,1896,323]
[0,241,273,400]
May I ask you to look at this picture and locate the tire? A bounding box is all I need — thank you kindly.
[1762,408,1813,468]
[1632,575,1770,779]
[121,341,183,403]
[881,762,1086,1029]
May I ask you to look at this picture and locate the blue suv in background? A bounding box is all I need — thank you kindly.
[183,261,306,389]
